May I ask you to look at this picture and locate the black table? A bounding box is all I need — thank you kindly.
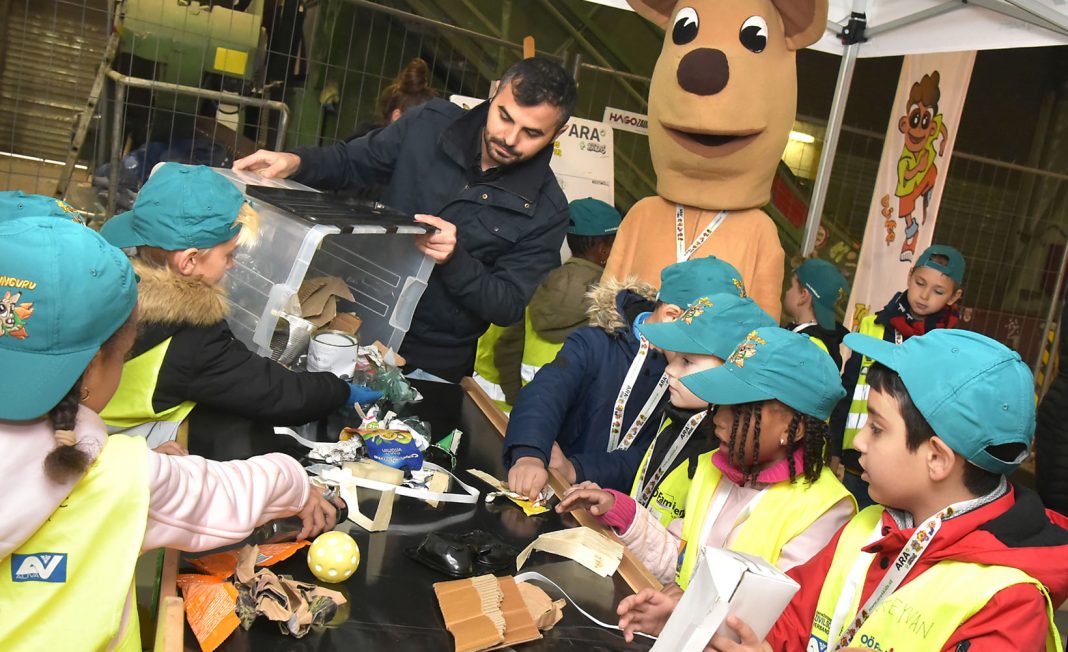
[185,380,654,652]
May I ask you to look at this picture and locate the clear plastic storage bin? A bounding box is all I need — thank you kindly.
[213,168,434,357]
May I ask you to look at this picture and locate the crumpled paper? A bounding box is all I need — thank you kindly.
[467,469,552,516]
[307,437,366,465]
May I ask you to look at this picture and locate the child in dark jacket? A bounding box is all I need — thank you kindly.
[830,244,964,508]
[99,164,379,447]
[503,256,750,501]
[782,257,850,369]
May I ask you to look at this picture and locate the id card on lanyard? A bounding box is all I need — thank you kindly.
[608,335,669,452]
[826,495,990,651]
[635,411,707,505]
[676,205,728,263]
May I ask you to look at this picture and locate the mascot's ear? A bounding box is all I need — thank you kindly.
[625,0,678,28]
[772,0,829,51]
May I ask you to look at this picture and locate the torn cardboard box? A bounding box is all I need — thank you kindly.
[298,276,358,330]
[516,527,623,577]
[434,575,542,652]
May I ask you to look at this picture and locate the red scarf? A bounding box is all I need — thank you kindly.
[879,291,959,339]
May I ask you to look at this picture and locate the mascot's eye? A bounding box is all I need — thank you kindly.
[921,113,931,129]
[672,7,699,45]
[739,16,768,53]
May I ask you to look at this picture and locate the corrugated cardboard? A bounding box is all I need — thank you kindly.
[434,575,542,652]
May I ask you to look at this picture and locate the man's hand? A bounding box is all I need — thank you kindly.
[508,456,549,502]
[153,441,189,456]
[705,615,773,652]
[617,586,681,641]
[556,484,616,517]
[232,149,301,179]
[414,214,457,264]
[549,442,577,484]
[295,486,339,541]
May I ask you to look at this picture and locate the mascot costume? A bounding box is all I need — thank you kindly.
[604,0,830,321]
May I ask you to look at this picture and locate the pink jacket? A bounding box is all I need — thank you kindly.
[1,406,310,648]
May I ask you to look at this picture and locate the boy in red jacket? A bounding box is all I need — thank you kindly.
[705,330,1068,652]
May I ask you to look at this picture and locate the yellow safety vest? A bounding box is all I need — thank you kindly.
[842,315,885,451]
[0,435,150,651]
[472,324,512,412]
[629,418,694,528]
[676,456,854,589]
[809,506,1063,652]
[520,308,565,385]
[100,338,197,445]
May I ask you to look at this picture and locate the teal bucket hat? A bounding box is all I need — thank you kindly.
[659,256,747,308]
[682,326,846,420]
[100,163,247,250]
[844,329,1032,475]
[795,258,848,330]
[639,293,775,359]
[0,217,138,420]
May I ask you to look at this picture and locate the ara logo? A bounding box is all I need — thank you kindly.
[12,553,67,582]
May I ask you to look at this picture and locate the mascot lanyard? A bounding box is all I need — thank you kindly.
[608,336,669,452]
[676,205,728,263]
[635,410,706,505]
[826,495,989,651]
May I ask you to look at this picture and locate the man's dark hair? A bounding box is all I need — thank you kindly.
[566,233,614,257]
[498,57,577,127]
[867,363,1021,496]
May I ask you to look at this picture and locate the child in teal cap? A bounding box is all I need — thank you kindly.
[718,329,1068,652]
[98,163,380,449]
[504,256,749,502]
[481,197,622,406]
[783,257,850,369]
[561,327,856,642]
[831,243,966,508]
[0,217,338,650]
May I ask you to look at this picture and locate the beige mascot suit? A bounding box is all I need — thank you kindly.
[604,0,829,321]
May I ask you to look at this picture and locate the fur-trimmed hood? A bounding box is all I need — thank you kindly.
[132,259,229,327]
[586,276,658,334]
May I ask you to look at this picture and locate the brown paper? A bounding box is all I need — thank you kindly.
[517,582,565,631]
[434,575,542,652]
[299,276,355,328]
[492,576,542,648]
[327,312,362,335]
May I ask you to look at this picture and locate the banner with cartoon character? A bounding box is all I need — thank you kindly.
[845,50,975,330]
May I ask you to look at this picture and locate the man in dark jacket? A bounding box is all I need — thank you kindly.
[504,257,753,499]
[234,58,575,381]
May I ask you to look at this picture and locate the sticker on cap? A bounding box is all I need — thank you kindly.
[0,291,33,339]
[680,297,714,325]
[728,330,767,368]
[732,278,747,298]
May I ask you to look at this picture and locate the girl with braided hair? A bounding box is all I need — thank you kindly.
[0,217,340,651]
[559,326,856,642]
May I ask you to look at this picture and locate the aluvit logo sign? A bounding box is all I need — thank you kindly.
[602,107,649,135]
[12,553,68,582]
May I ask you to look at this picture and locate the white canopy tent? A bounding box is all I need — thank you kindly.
[584,0,1068,253]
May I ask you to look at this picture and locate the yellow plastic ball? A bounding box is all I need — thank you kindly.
[307,531,360,583]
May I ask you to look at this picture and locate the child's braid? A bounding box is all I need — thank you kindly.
[43,378,91,484]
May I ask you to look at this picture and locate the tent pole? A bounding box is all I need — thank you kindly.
[974,0,1068,37]
[801,40,860,256]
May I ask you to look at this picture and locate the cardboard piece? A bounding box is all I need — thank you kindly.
[467,469,550,516]
[343,458,405,485]
[298,276,356,329]
[516,527,623,578]
[434,575,542,652]
[176,575,241,652]
[327,312,362,336]
[517,581,565,631]
[650,548,800,652]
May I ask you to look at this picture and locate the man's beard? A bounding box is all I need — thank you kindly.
[483,130,520,167]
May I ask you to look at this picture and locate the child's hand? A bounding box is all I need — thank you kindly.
[508,456,549,501]
[153,441,188,456]
[549,443,577,484]
[705,615,772,652]
[555,485,615,516]
[296,486,339,541]
[616,587,679,641]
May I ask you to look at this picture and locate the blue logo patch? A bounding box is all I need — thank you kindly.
[11,553,67,582]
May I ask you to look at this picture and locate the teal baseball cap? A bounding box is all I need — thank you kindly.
[568,198,621,236]
[682,327,846,420]
[795,258,848,330]
[659,256,747,308]
[100,163,247,250]
[844,329,1032,475]
[639,294,775,359]
[0,217,138,420]
[0,191,84,224]
[915,244,965,286]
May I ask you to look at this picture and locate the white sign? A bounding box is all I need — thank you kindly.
[602,106,649,135]
[551,116,615,205]
[845,51,975,330]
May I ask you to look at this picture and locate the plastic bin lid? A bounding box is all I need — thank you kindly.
[245,186,435,233]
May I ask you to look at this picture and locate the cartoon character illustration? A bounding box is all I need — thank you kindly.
[892,71,949,262]
[603,0,829,321]
[728,330,767,367]
[680,297,714,324]
[0,291,33,339]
